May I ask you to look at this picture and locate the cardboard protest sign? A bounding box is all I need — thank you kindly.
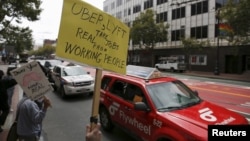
[10,61,53,100]
[56,0,130,74]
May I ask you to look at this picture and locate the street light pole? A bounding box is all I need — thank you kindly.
[214,9,220,75]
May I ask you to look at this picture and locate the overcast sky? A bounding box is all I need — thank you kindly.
[21,0,104,46]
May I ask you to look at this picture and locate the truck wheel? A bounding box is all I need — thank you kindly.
[156,66,161,71]
[170,68,174,72]
[99,107,114,131]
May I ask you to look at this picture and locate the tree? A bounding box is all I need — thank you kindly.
[220,0,250,45]
[2,25,33,53]
[130,9,169,66]
[0,0,42,52]
[29,45,55,58]
[41,45,56,57]
[130,9,169,49]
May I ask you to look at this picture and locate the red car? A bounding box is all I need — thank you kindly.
[99,65,248,141]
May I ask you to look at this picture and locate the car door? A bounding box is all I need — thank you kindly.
[110,81,151,138]
[52,66,62,89]
[105,79,135,130]
[131,85,157,141]
[124,84,157,141]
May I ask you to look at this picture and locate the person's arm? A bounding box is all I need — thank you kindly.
[30,96,52,123]
[85,123,102,141]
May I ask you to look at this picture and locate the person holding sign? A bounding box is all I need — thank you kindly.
[17,94,52,141]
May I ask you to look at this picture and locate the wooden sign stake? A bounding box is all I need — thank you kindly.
[90,68,102,130]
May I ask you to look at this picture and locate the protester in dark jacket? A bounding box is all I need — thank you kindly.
[2,67,16,111]
[0,69,17,132]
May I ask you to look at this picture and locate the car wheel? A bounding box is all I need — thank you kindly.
[99,107,114,131]
[88,92,94,96]
[52,84,57,91]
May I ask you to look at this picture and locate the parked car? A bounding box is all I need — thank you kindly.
[44,59,63,82]
[51,64,95,98]
[99,65,249,141]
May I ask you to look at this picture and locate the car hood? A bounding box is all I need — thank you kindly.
[166,101,248,129]
[62,75,93,82]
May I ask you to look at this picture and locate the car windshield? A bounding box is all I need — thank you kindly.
[146,80,201,112]
[49,60,62,67]
[62,66,88,76]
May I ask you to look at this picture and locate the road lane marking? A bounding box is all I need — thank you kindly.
[190,86,250,98]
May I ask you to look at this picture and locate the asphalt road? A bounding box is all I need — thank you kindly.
[42,91,136,141]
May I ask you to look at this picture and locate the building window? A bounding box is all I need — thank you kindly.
[191,0,208,16]
[156,11,168,23]
[172,7,185,20]
[116,11,122,19]
[171,29,185,41]
[124,9,127,17]
[128,8,131,15]
[111,2,115,9]
[144,0,153,10]
[133,5,141,13]
[104,6,108,12]
[191,25,208,39]
[116,0,123,7]
[190,55,207,65]
[157,0,168,5]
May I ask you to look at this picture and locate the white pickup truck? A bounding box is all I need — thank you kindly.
[155,60,186,72]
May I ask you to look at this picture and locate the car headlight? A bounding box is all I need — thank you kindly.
[61,78,73,86]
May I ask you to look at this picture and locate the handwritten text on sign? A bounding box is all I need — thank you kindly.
[10,61,53,100]
[56,0,130,74]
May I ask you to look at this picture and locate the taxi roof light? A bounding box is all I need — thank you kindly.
[126,65,163,80]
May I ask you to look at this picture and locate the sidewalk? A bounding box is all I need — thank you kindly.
[0,85,22,141]
[183,71,250,82]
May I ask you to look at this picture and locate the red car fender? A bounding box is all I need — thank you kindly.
[151,127,188,141]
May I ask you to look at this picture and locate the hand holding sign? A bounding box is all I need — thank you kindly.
[43,96,52,109]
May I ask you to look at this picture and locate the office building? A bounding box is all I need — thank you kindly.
[103,0,250,74]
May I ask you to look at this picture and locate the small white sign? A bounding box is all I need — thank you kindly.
[10,61,53,100]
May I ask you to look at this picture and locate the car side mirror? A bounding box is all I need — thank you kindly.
[193,90,199,96]
[134,102,150,112]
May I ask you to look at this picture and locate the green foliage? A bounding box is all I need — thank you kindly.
[220,0,250,45]
[181,37,209,49]
[29,45,55,57]
[2,25,33,53]
[0,0,42,52]
[130,9,169,49]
